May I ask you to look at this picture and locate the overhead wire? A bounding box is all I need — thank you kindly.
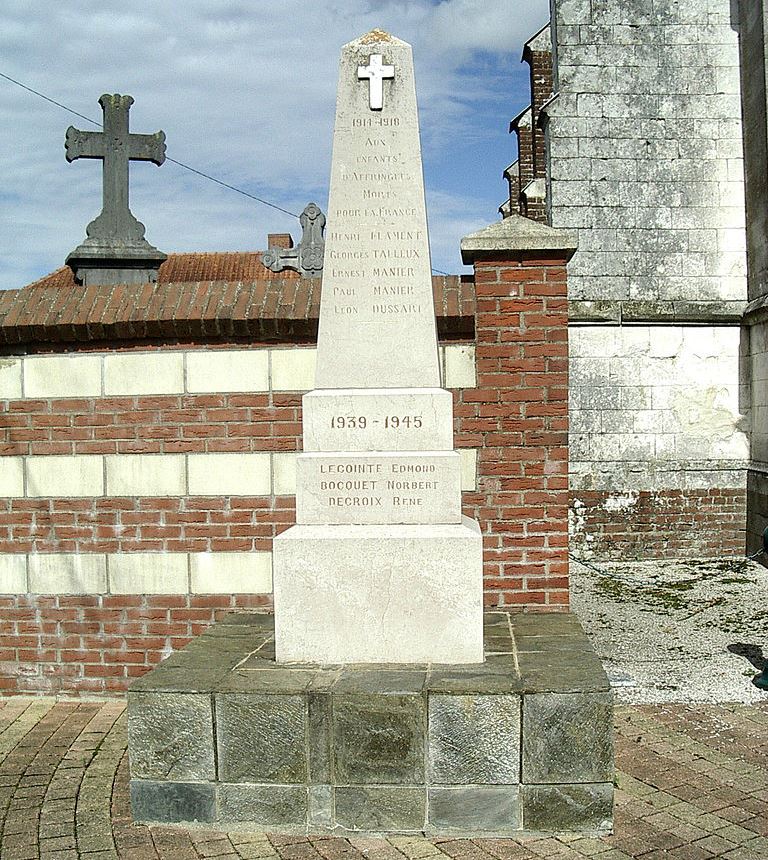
[0,70,453,273]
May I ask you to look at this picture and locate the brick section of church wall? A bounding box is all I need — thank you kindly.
[569,324,748,559]
[570,489,745,559]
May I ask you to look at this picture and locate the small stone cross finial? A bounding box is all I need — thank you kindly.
[262,203,326,278]
[358,54,394,110]
[64,94,167,285]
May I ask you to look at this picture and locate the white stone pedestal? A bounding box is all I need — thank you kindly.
[273,517,483,664]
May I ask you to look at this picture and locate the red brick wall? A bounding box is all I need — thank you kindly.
[570,489,746,560]
[0,256,572,694]
[1,392,300,458]
[463,253,569,609]
[0,593,271,695]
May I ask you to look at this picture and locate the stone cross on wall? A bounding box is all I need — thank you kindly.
[358,54,394,110]
[262,203,326,278]
[65,94,167,286]
[66,94,166,243]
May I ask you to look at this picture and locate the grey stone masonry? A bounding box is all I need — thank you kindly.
[128,611,614,836]
[65,93,167,286]
[545,0,746,310]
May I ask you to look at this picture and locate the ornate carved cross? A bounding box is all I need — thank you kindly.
[358,54,394,110]
[263,203,326,278]
[65,93,166,243]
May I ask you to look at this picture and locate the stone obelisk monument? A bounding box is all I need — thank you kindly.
[273,30,483,664]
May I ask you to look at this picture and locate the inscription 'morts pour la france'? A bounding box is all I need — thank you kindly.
[315,30,440,389]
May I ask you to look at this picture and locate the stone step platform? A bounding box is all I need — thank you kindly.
[128,611,614,837]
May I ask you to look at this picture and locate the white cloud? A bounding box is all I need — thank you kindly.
[0,0,550,289]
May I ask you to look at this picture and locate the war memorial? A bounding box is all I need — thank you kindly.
[126,31,613,836]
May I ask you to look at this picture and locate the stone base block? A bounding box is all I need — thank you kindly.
[272,516,483,664]
[128,611,614,836]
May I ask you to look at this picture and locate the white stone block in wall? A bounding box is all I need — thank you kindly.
[187,453,270,496]
[0,358,22,399]
[105,454,186,496]
[444,344,477,389]
[649,328,684,358]
[190,551,272,593]
[24,355,101,398]
[108,553,189,594]
[270,348,316,391]
[186,350,269,394]
[0,457,24,497]
[104,352,184,395]
[272,452,297,496]
[0,555,26,593]
[26,455,104,497]
[459,448,477,491]
[29,553,107,594]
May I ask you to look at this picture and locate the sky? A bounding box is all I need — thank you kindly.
[0,0,551,291]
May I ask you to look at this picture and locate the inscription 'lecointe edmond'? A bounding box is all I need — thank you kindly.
[315,31,440,389]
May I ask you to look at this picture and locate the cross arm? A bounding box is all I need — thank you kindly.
[65,127,106,162]
[128,131,167,165]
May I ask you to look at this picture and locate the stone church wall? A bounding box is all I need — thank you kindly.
[546,0,749,557]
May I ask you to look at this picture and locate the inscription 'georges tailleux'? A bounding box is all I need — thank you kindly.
[273,29,483,665]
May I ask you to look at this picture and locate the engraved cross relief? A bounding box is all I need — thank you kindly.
[65,93,166,242]
[358,54,395,110]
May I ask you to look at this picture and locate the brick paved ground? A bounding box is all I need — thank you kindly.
[0,698,766,859]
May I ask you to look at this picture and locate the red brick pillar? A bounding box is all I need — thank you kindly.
[460,217,576,611]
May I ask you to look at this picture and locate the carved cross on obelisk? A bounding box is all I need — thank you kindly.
[65,93,167,285]
[357,54,394,110]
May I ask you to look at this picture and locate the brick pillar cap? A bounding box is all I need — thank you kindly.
[460,215,578,263]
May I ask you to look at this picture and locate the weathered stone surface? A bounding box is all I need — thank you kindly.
[218,784,308,826]
[426,667,521,695]
[127,692,215,780]
[428,694,520,784]
[127,612,614,834]
[273,518,484,664]
[295,451,462,525]
[428,786,520,833]
[315,31,439,390]
[308,694,332,783]
[460,215,577,261]
[130,780,215,824]
[334,786,425,832]
[521,783,613,832]
[309,784,333,828]
[301,389,454,452]
[215,694,307,783]
[522,692,614,784]
[333,694,425,785]
[65,93,167,285]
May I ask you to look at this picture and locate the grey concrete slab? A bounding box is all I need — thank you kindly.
[215,693,307,784]
[127,692,215,781]
[522,692,614,784]
[332,695,426,785]
[428,694,520,784]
